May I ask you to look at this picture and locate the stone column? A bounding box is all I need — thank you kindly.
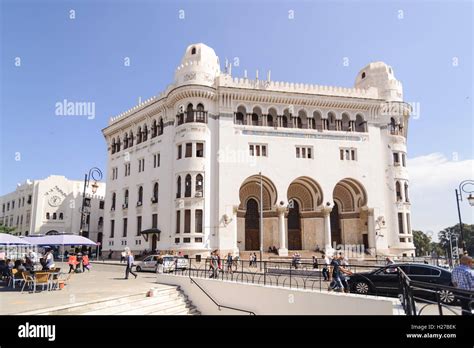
[277,206,288,256]
[367,208,376,255]
[323,207,333,253]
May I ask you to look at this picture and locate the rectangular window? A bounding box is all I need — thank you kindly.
[110,220,115,238]
[406,213,411,234]
[184,209,191,233]
[196,143,204,157]
[398,213,404,234]
[402,154,406,167]
[99,201,104,209]
[249,144,268,157]
[154,153,161,168]
[152,214,158,229]
[340,148,357,161]
[12,201,14,209]
[399,238,406,243]
[138,158,145,172]
[195,209,203,233]
[2,204,4,213]
[175,238,180,243]
[123,218,128,237]
[195,237,203,243]
[185,143,192,157]
[393,152,400,165]
[296,146,313,159]
[176,211,181,233]
[137,216,142,236]
[183,237,191,243]
[28,195,32,204]
[178,145,182,159]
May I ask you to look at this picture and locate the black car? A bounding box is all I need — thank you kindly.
[347,263,455,304]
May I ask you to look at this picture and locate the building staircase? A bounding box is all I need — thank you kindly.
[17,285,200,315]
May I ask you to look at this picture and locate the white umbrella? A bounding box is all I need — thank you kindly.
[0,233,32,245]
[24,234,96,246]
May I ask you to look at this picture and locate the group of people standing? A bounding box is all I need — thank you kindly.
[67,252,90,273]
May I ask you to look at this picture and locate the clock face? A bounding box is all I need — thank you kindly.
[48,195,62,207]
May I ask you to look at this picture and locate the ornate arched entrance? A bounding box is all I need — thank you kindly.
[332,178,368,246]
[288,200,302,250]
[245,199,260,250]
[287,177,323,250]
[238,174,278,251]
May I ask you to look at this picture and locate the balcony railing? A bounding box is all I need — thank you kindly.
[177,110,208,125]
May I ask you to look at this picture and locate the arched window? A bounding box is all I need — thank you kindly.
[116,138,121,152]
[185,174,192,197]
[314,111,323,131]
[235,106,246,125]
[129,131,134,146]
[137,126,142,143]
[235,112,244,125]
[152,120,157,137]
[328,112,336,131]
[361,72,366,79]
[123,133,129,149]
[111,138,116,154]
[124,189,129,207]
[395,181,402,202]
[356,114,366,132]
[296,117,302,128]
[196,174,203,196]
[176,177,182,198]
[53,213,57,220]
[111,192,116,210]
[46,212,50,220]
[153,182,159,203]
[196,103,206,123]
[186,103,194,123]
[159,118,164,135]
[267,108,277,127]
[59,213,63,220]
[342,113,351,131]
[281,115,288,128]
[143,125,148,141]
[191,47,196,55]
[251,113,259,126]
[404,183,409,202]
[138,186,143,205]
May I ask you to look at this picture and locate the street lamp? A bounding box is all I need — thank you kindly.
[79,167,103,237]
[455,179,474,255]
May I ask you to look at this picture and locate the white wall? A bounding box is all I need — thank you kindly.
[157,274,396,315]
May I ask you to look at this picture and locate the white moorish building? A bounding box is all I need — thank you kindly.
[0,175,106,243]
[102,43,415,258]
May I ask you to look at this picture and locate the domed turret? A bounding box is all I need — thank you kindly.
[174,43,221,87]
[354,62,403,101]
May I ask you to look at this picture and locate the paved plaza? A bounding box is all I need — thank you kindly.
[0,262,165,315]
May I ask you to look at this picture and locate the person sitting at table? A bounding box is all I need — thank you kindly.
[24,257,34,272]
[14,259,26,272]
[44,250,55,270]
[68,253,78,273]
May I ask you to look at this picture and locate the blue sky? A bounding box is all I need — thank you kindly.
[1,0,473,232]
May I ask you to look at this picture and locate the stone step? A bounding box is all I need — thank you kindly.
[120,299,193,315]
[82,293,187,315]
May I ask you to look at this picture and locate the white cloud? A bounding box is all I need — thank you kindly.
[408,153,474,240]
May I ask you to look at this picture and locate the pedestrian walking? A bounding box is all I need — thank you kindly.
[452,255,473,316]
[120,251,126,263]
[125,251,137,279]
[226,253,233,274]
[68,253,78,273]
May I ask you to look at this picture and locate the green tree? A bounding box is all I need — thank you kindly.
[413,230,432,256]
[0,224,16,234]
[438,223,474,256]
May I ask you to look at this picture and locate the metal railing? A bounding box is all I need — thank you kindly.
[398,268,473,316]
[188,276,255,315]
[168,257,383,294]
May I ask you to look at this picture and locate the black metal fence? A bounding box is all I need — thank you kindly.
[169,257,382,294]
[398,268,473,316]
